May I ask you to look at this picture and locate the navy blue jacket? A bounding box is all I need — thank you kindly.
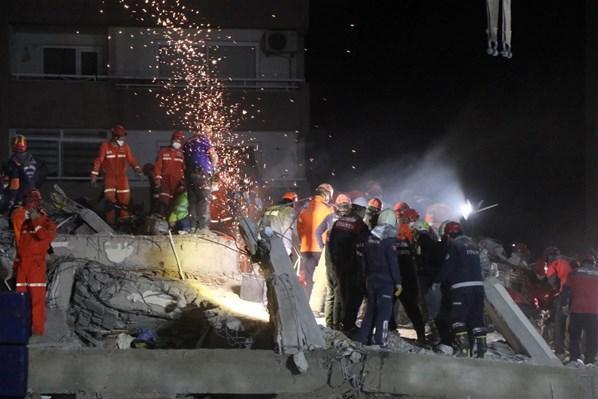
[437,235,483,289]
[357,225,401,286]
[329,212,369,272]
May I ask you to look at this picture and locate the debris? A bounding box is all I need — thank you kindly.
[50,184,114,234]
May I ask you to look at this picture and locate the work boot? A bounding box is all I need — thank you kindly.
[474,335,487,358]
[454,332,471,358]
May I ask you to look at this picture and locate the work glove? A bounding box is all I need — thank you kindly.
[90,175,98,187]
[394,284,403,297]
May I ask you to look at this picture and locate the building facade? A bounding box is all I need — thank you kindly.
[0,0,309,207]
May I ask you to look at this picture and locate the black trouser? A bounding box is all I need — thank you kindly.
[186,170,211,230]
[436,284,453,345]
[337,264,364,331]
[392,260,425,340]
[450,286,486,339]
[553,294,568,355]
[300,251,321,301]
[358,277,394,346]
[569,312,598,363]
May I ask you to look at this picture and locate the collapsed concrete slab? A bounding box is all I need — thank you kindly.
[51,232,239,278]
[28,347,598,398]
[484,277,562,367]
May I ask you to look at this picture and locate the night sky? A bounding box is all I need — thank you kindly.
[305,1,586,256]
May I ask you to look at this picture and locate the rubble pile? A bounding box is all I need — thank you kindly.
[46,257,272,349]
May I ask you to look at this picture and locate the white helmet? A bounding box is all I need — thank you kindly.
[352,196,368,208]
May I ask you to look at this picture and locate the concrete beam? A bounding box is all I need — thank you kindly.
[51,233,239,277]
[29,348,598,397]
[484,277,562,367]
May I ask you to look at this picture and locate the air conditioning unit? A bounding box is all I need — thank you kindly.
[262,31,298,55]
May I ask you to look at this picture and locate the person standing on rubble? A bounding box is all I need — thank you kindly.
[14,189,56,335]
[261,192,298,257]
[91,125,143,226]
[297,183,334,301]
[543,247,572,358]
[167,185,191,234]
[436,221,487,358]
[392,206,426,342]
[564,256,598,365]
[328,194,369,332]
[356,209,402,347]
[183,125,219,233]
[6,135,47,209]
[154,130,186,216]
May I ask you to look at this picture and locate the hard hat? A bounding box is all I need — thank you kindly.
[171,130,186,142]
[444,221,462,236]
[367,198,382,211]
[377,209,397,227]
[335,194,352,206]
[282,191,298,202]
[411,219,430,232]
[438,219,453,237]
[316,183,334,198]
[393,202,410,213]
[352,196,368,208]
[402,208,420,222]
[111,124,127,137]
[12,135,27,153]
[24,188,42,210]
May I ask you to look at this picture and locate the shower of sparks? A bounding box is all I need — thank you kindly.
[107,0,258,219]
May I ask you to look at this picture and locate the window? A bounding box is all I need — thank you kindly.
[9,129,109,179]
[42,47,102,76]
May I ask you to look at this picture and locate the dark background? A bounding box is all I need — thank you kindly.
[305,1,587,257]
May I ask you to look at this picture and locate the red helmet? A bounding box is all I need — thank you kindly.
[367,198,382,211]
[24,188,42,210]
[111,124,127,138]
[444,221,462,236]
[12,135,27,153]
[401,208,420,222]
[282,191,298,202]
[393,201,410,213]
[335,194,352,206]
[171,130,185,143]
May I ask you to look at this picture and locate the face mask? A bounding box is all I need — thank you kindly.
[116,139,125,146]
[172,142,182,149]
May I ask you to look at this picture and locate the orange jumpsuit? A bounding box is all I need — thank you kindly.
[153,146,185,211]
[11,206,26,249]
[91,141,141,225]
[15,213,56,335]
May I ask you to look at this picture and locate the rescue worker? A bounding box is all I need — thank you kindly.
[364,198,382,230]
[14,189,56,335]
[356,209,402,347]
[352,196,368,219]
[393,207,426,343]
[91,125,142,226]
[432,221,454,350]
[6,135,47,208]
[154,130,186,216]
[167,187,191,234]
[183,126,219,232]
[544,247,572,357]
[564,256,598,364]
[437,221,486,358]
[297,183,334,301]
[261,192,298,257]
[324,194,348,329]
[328,194,369,331]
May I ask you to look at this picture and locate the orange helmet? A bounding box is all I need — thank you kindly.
[111,124,127,138]
[367,198,382,211]
[401,208,420,222]
[393,202,410,213]
[171,130,186,143]
[282,191,298,202]
[12,135,27,153]
[335,193,352,206]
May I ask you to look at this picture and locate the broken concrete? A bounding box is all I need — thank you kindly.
[50,184,114,234]
[28,347,598,398]
[51,232,240,278]
[484,277,562,367]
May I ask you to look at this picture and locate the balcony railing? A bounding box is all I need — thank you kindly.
[11,73,305,90]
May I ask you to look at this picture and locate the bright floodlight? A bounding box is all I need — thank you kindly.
[460,200,473,220]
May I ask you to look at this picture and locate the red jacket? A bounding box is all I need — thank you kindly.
[91,141,141,178]
[153,146,185,184]
[18,214,57,261]
[566,267,598,314]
